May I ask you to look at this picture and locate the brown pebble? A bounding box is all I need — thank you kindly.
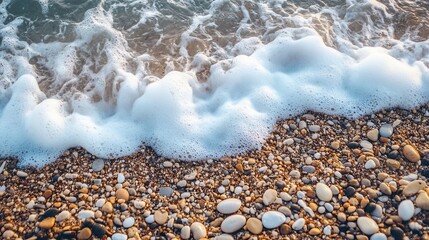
[116,188,129,201]
[280,224,291,235]
[44,189,53,198]
[39,217,55,229]
[309,228,321,235]
[246,218,263,235]
[403,145,420,162]
[77,227,92,240]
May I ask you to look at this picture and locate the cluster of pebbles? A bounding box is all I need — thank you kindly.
[1,105,429,239]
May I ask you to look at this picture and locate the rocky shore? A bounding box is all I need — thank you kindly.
[1,105,429,239]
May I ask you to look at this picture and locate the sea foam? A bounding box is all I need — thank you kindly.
[1,27,428,166]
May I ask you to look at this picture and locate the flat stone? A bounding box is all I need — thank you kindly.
[190,222,207,240]
[246,217,263,235]
[39,217,55,229]
[365,160,376,169]
[292,218,305,231]
[403,145,420,162]
[416,191,429,210]
[214,234,234,240]
[217,198,241,214]
[309,228,321,235]
[116,188,129,201]
[316,183,333,201]
[92,159,104,172]
[367,129,379,141]
[154,210,168,225]
[117,173,125,183]
[309,125,320,132]
[38,208,60,221]
[112,233,128,240]
[221,214,246,233]
[133,200,146,209]
[262,211,286,229]
[302,165,316,173]
[92,223,107,238]
[163,161,173,167]
[386,159,400,169]
[123,217,135,228]
[357,217,379,235]
[77,227,92,240]
[17,170,28,178]
[360,140,373,149]
[2,230,15,238]
[102,202,113,213]
[403,180,426,196]
[78,210,94,219]
[379,124,393,138]
[398,200,414,221]
[181,226,191,239]
[56,211,70,222]
[263,189,277,205]
[159,187,174,197]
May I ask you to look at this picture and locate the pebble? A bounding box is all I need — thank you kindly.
[77,227,92,240]
[365,160,376,169]
[56,210,70,222]
[262,211,286,229]
[403,180,426,196]
[2,230,15,238]
[309,228,321,235]
[78,210,94,219]
[371,233,387,240]
[416,191,429,210]
[154,210,168,224]
[221,214,246,233]
[403,145,420,162]
[379,124,393,137]
[190,222,207,240]
[398,200,414,221]
[123,217,135,228]
[263,189,277,205]
[316,182,333,201]
[102,202,113,213]
[215,234,234,240]
[181,226,191,239]
[163,161,173,167]
[390,227,404,239]
[292,218,305,231]
[309,125,320,132]
[117,173,125,183]
[367,129,379,141]
[17,170,28,178]
[323,226,332,235]
[133,200,146,209]
[217,198,241,214]
[91,159,104,172]
[112,233,128,240]
[246,218,263,235]
[357,217,379,235]
[360,140,373,149]
[159,187,174,197]
[39,217,55,229]
[116,188,129,201]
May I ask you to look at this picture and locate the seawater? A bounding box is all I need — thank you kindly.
[0,0,428,166]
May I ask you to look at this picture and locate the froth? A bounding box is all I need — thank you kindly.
[1,30,429,166]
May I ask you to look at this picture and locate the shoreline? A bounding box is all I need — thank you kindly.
[1,105,429,239]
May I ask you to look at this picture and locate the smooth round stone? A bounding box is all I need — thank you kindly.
[365,160,376,169]
[92,224,107,238]
[191,222,207,239]
[95,198,106,208]
[181,226,191,239]
[316,183,333,201]
[217,198,241,214]
[214,234,234,240]
[117,173,125,183]
[309,125,320,132]
[116,188,129,201]
[263,189,277,205]
[246,218,263,235]
[77,227,92,240]
[92,159,104,172]
[416,191,429,210]
[112,233,128,240]
[379,124,393,137]
[133,200,146,209]
[159,187,174,197]
[221,215,246,233]
[292,218,305,230]
[370,233,387,240]
[262,211,286,229]
[56,211,70,222]
[2,230,15,238]
[360,140,373,149]
[102,202,113,213]
[398,200,414,221]
[154,210,168,225]
[367,129,379,141]
[403,180,426,196]
[17,170,28,178]
[123,217,135,228]
[39,217,55,229]
[78,210,94,219]
[357,217,379,235]
[403,145,420,162]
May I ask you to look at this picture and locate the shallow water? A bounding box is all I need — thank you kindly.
[0,0,428,166]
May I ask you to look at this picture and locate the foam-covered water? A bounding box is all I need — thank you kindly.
[1,0,429,166]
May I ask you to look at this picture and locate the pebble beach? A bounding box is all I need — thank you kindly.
[1,105,429,240]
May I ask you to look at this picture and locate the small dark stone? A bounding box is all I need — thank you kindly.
[347,142,359,149]
[91,224,107,238]
[275,180,286,189]
[364,203,377,213]
[255,203,264,210]
[280,224,292,235]
[420,169,429,178]
[345,186,355,197]
[421,158,429,166]
[291,204,301,212]
[82,219,95,228]
[243,170,252,175]
[339,224,349,232]
[38,208,60,221]
[390,227,404,240]
[387,150,399,159]
[59,231,77,239]
[52,174,60,182]
[159,187,174,197]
